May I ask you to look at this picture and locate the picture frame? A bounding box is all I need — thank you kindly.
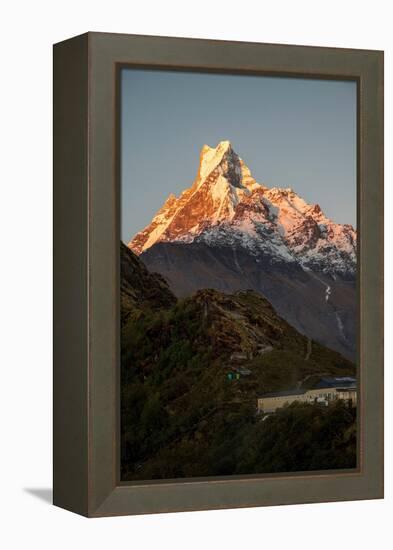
[53,32,384,517]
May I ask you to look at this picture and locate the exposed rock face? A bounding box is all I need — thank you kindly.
[127,141,357,360]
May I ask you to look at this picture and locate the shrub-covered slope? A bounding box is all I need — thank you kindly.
[120,243,356,480]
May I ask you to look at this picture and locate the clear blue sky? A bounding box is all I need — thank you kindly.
[121,68,356,241]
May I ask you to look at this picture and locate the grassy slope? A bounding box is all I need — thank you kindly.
[120,244,356,480]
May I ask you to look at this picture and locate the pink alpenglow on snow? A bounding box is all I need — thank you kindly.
[129,141,356,277]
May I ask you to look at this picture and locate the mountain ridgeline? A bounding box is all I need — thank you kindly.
[120,244,356,480]
[128,141,357,360]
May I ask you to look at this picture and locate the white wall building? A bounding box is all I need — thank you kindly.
[257,384,357,414]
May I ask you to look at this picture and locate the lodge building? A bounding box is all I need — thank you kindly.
[257,378,357,414]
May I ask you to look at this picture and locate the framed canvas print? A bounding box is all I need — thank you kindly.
[53,32,384,517]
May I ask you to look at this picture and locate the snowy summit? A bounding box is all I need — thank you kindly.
[129,141,356,277]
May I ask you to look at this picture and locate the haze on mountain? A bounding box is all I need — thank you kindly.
[127,141,357,360]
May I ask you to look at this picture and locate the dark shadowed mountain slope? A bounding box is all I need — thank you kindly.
[120,244,356,480]
[120,241,176,322]
[141,241,357,360]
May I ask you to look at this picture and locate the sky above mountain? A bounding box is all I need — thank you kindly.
[121,68,356,241]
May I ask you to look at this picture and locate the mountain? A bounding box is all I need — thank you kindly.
[128,141,357,360]
[129,140,356,276]
[121,241,176,320]
[120,245,355,394]
[120,246,356,479]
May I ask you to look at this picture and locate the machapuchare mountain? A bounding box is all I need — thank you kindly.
[127,141,357,360]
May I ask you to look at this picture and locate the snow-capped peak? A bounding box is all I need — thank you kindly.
[128,141,356,277]
[199,140,232,180]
